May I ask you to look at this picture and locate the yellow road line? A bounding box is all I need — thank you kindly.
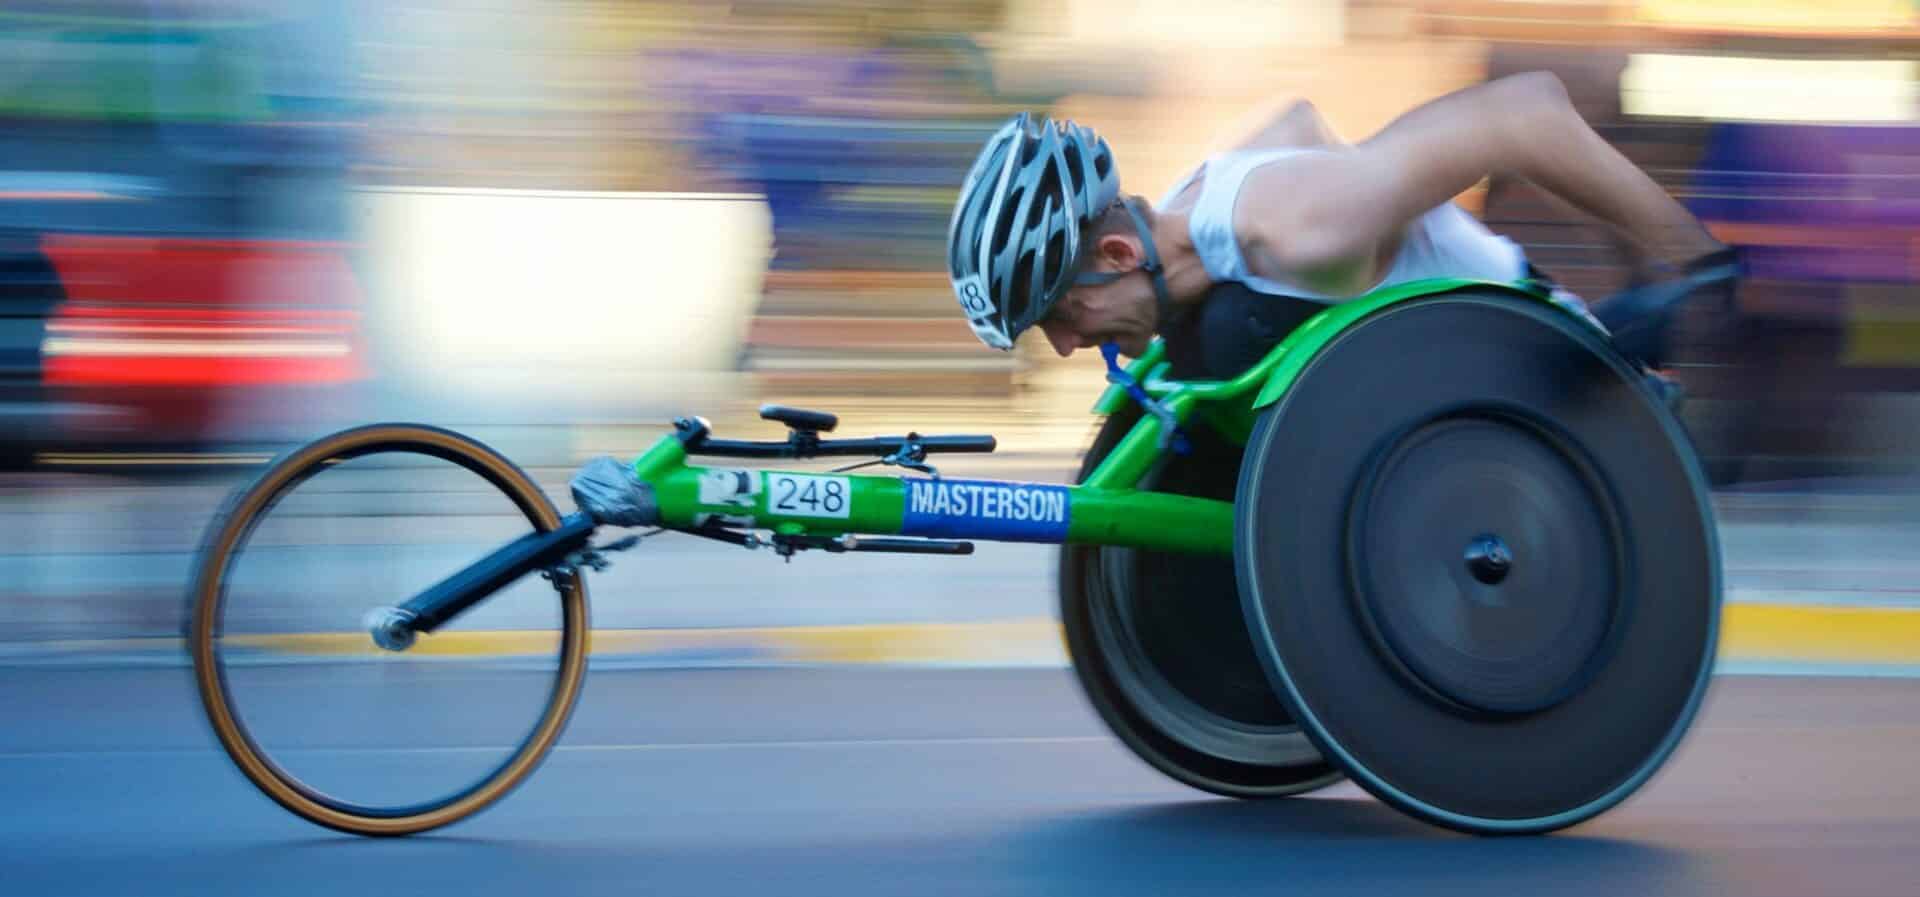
[24,606,1920,666]
[114,620,1067,663]
[1721,604,1920,665]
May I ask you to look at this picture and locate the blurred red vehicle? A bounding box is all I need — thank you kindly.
[0,1,368,468]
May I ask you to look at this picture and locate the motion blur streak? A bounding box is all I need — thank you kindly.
[35,236,366,388]
[3,2,1920,891]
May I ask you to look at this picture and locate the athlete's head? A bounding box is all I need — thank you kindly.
[1032,198,1168,358]
[947,113,1173,358]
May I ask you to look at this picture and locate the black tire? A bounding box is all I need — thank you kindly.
[187,423,590,836]
[1060,406,1341,798]
[1234,291,1720,834]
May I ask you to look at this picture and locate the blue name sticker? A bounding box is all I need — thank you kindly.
[900,478,1071,543]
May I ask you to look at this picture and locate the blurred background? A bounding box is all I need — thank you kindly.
[4,0,1920,478]
[3,0,1920,480]
[4,3,1920,885]
[5,0,1920,641]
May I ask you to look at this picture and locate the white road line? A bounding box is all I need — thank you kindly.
[0,734,1108,762]
[1716,661,1920,679]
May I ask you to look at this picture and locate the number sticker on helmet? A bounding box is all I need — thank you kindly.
[954,275,991,314]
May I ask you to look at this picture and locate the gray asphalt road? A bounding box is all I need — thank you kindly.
[8,461,1920,642]
[1,666,1914,897]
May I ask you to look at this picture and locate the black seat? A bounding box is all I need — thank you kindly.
[1162,281,1327,382]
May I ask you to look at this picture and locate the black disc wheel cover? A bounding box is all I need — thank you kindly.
[1234,292,1721,833]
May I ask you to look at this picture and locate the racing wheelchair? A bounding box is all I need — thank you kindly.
[186,270,1730,837]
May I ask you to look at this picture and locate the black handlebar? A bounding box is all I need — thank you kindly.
[690,433,997,459]
[672,412,995,460]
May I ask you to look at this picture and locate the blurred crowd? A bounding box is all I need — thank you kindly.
[3,0,1920,482]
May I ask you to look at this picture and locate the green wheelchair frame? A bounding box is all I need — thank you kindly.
[621,278,1541,555]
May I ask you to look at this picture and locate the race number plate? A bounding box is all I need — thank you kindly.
[763,473,852,519]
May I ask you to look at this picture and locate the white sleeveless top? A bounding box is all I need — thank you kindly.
[1159,148,1527,302]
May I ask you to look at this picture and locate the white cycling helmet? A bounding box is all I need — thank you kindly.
[947,113,1121,350]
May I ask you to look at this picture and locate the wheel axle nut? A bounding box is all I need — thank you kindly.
[1464,535,1513,585]
[363,607,419,652]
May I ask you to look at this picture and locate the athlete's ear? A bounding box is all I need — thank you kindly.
[1095,233,1143,271]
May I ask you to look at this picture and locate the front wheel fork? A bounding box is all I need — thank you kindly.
[364,512,600,651]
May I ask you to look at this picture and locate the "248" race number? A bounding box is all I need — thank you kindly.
[764,473,851,519]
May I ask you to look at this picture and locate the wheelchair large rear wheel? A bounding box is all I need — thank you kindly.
[1234,291,1720,834]
[1061,407,1340,798]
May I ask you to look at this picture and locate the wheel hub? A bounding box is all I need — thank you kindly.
[1347,412,1624,716]
[1463,534,1513,586]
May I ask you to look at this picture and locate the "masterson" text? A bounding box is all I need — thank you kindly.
[906,481,1067,523]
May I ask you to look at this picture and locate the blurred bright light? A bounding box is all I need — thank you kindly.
[43,332,352,358]
[1039,0,1345,50]
[1634,0,1914,31]
[355,188,771,408]
[1623,54,1919,123]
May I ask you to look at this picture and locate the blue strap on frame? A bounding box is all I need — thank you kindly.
[1100,340,1190,456]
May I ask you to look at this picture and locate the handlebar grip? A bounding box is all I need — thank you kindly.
[913,435,996,454]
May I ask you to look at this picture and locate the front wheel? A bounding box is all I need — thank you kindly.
[187,423,590,836]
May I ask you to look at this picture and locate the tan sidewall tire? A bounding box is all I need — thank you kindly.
[187,424,590,836]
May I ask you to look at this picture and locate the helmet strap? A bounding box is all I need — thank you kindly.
[1072,197,1181,331]
[1122,196,1178,331]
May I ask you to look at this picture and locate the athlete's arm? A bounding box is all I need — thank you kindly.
[1233,73,1722,286]
[1228,100,1345,152]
